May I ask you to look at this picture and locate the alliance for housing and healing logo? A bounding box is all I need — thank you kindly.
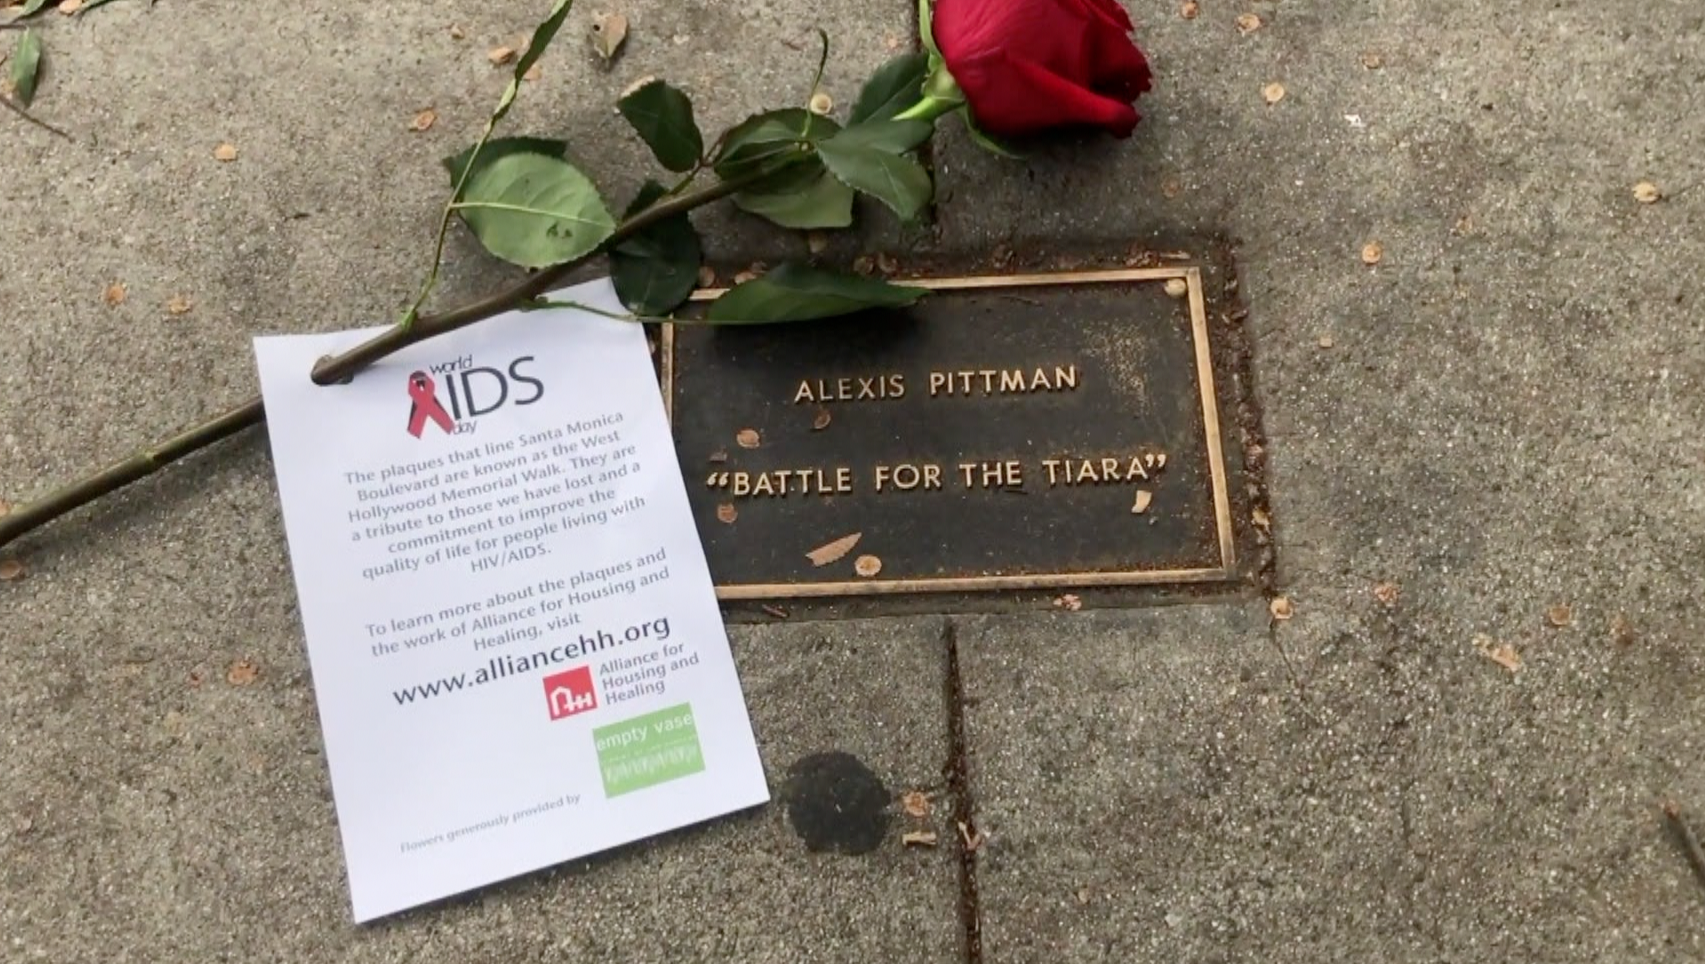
[405,354,546,438]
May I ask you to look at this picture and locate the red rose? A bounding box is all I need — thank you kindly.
[930,0,1153,138]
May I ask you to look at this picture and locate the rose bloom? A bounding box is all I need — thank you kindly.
[932,0,1153,138]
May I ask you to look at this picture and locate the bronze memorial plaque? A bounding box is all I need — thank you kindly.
[662,265,1252,606]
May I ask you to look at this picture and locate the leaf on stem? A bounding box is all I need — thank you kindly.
[850,52,928,124]
[455,152,615,269]
[610,180,702,316]
[15,0,52,16]
[617,78,702,173]
[441,136,569,198]
[816,120,934,220]
[8,28,42,107]
[706,262,927,324]
[713,108,837,181]
[734,160,855,229]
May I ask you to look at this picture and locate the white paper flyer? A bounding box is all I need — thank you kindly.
[253,279,768,922]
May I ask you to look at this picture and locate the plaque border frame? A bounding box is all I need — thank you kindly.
[661,267,1237,600]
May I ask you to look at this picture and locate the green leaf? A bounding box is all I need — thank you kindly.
[441,137,570,197]
[918,0,941,61]
[9,29,41,108]
[960,106,1025,159]
[851,53,928,124]
[816,121,934,220]
[617,79,702,173]
[713,108,838,181]
[453,152,615,269]
[807,28,830,102]
[610,180,702,316]
[16,0,51,16]
[733,160,855,229]
[706,263,927,324]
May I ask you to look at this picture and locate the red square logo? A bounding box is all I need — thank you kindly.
[543,666,597,720]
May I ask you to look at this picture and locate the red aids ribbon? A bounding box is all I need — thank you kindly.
[406,371,456,438]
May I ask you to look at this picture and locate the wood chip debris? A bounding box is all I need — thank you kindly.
[1269,595,1294,620]
[487,45,516,66]
[58,0,81,13]
[1474,634,1521,673]
[1131,489,1154,514]
[1179,0,1199,18]
[1373,581,1400,606]
[1360,51,1384,69]
[1634,181,1662,204]
[811,408,831,431]
[735,428,761,449]
[1236,13,1262,34]
[805,532,862,567]
[1361,241,1384,265]
[1054,593,1083,611]
[0,559,24,582]
[901,790,931,817]
[1318,334,1335,349]
[448,24,466,40]
[854,554,883,578]
[715,503,737,524]
[1251,507,1271,531]
[226,660,260,686]
[103,282,126,306]
[761,604,789,620]
[1546,603,1574,628]
[166,295,193,315]
[409,108,437,132]
[524,64,543,82]
[1262,82,1286,105]
[902,830,938,847]
[213,142,239,162]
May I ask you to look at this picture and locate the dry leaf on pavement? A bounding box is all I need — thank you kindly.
[1318,335,1335,349]
[854,554,883,577]
[1269,596,1294,620]
[1131,489,1154,514]
[524,63,543,82]
[103,282,126,306]
[589,12,629,62]
[1251,507,1272,531]
[1237,13,1262,34]
[1360,51,1384,69]
[1262,82,1286,105]
[0,559,24,582]
[1474,634,1521,672]
[735,428,760,449]
[957,821,985,852]
[901,790,931,818]
[58,0,81,14]
[806,532,862,567]
[487,45,516,65]
[1361,241,1384,265]
[213,143,239,162]
[409,109,437,132]
[1373,581,1400,606]
[226,660,260,686]
[1546,603,1573,628]
[448,24,466,40]
[1633,181,1662,204]
[902,831,938,847]
[1180,1,1199,18]
[166,295,193,315]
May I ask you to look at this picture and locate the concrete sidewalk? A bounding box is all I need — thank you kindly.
[3,1,1702,961]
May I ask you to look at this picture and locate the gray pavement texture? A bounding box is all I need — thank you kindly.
[2,0,1703,961]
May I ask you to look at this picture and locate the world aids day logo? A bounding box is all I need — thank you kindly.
[403,354,546,438]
